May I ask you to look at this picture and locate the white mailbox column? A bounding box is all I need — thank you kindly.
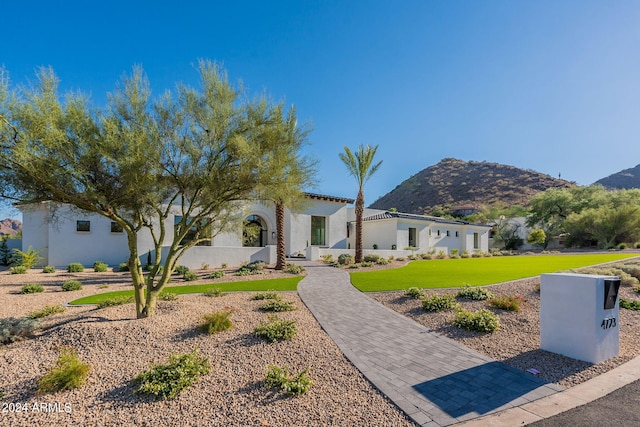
[540,273,620,364]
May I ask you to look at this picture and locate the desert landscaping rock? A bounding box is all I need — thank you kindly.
[0,268,415,426]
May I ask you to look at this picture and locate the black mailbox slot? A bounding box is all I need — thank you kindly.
[604,278,621,310]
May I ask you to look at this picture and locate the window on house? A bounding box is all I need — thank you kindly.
[446,230,450,237]
[175,216,212,246]
[76,220,90,232]
[455,231,459,237]
[408,228,417,247]
[428,229,431,236]
[110,222,123,233]
[311,216,326,246]
[474,232,480,249]
[437,230,441,237]
[243,215,267,247]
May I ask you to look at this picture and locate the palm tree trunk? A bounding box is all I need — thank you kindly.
[275,201,286,270]
[355,189,364,263]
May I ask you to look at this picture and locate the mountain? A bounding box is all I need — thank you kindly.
[595,164,640,190]
[0,218,21,236]
[370,158,575,214]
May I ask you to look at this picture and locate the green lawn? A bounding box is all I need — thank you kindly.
[350,253,638,292]
[68,276,303,305]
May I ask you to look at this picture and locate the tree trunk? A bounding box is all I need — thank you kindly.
[355,189,364,263]
[275,201,286,270]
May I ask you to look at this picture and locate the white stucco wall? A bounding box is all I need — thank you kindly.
[20,204,50,266]
[287,199,350,255]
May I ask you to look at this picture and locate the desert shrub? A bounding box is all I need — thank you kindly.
[363,254,380,263]
[449,249,459,259]
[118,262,130,272]
[321,254,335,264]
[183,271,198,281]
[203,287,226,297]
[337,253,354,266]
[200,262,210,270]
[489,295,525,312]
[265,365,312,396]
[612,263,640,280]
[42,265,56,273]
[396,257,405,262]
[134,349,210,399]
[38,347,90,393]
[10,266,27,274]
[174,265,189,275]
[435,251,447,259]
[260,299,296,312]
[61,280,82,291]
[252,290,280,301]
[419,253,432,260]
[208,271,225,279]
[284,263,305,275]
[10,246,42,269]
[0,317,41,344]
[97,295,134,309]
[636,242,640,249]
[471,251,483,258]
[67,263,84,273]
[453,308,500,332]
[360,261,374,267]
[461,250,470,259]
[407,255,416,260]
[236,260,266,276]
[221,263,228,269]
[29,305,66,319]
[21,283,44,294]
[93,261,108,272]
[97,285,109,289]
[575,267,638,287]
[348,264,360,269]
[158,291,178,301]
[199,310,233,334]
[620,299,640,310]
[376,257,389,265]
[619,243,628,250]
[422,294,457,312]
[456,285,494,301]
[255,316,297,343]
[404,287,423,299]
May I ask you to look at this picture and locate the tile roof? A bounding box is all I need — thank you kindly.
[362,211,491,227]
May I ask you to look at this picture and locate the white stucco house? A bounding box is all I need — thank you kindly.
[19,193,490,268]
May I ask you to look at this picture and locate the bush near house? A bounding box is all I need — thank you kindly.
[42,265,56,273]
[93,261,108,272]
[199,310,233,334]
[0,317,41,344]
[456,285,494,301]
[10,266,28,274]
[62,280,82,291]
[422,294,457,312]
[67,263,84,273]
[38,347,90,393]
[338,254,354,265]
[21,283,45,294]
[453,308,499,332]
[264,365,312,396]
[404,287,423,299]
[29,305,66,319]
[255,316,297,342]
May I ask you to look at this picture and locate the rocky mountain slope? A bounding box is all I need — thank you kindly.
[595,164,640,190]
[0,218,21,236]
[370,158,575,214]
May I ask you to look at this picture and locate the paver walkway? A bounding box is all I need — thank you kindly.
[297,262,563,427]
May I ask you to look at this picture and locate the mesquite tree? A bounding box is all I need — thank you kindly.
[0,62,309,318]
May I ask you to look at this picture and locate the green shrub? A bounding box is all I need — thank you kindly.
[489,295,525,312]
[38,347,90,393]
[98,285,109,289]
[456,285,494,301]
[338,253,354,265]
[620,298,640,310]
[203,287,226,297]
[208,271,225,279]
[10,266,27,274]
[376,257,389,265]
[396,257,406,262]
[183,271,198,281]
[255,316,297,343]
[453,308,500,332]
[175,265,189,275]
[363,254,380,263]
[404,287,423,299]
[134,349,210,399]
[461,250,470,259]
[158,291,178,301]
[10,246,42,269]
[422,294,457,312]
[200,262,210,270]
[0,317,41,344]
[29,305,66,319]
[42,265,56,273]
[321,254,335,264]
[67,263,84,273]
[284,263,305,275]
[435,250,447,260]
[618,243,628,250]
[199,310,233,334]
[97,295,134,309]
[235,260,266,276]
[260,299,296,312]
[360,261,373,267]
[61,280,82,291]
[21,283,44,294]
[118,262,130,272]
[348,264,360,269]
[265,365,312,396]
[252,290,280,301]
[93,261,108,272]
[636,242,640,249]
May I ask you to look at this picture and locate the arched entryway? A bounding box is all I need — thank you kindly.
[243,214,267,247]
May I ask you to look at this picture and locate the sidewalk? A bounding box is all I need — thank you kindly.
[297,262,562,427]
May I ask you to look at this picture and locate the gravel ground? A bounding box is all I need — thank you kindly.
[370,276,640,387]
[0,267,415,427]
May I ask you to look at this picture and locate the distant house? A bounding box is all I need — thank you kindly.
[450,205,480,218]
[19,194,490,268]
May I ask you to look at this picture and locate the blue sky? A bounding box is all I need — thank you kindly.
[2,1,640,219]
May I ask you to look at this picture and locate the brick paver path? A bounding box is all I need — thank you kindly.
[297,262,563,427]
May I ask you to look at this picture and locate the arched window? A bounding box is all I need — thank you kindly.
[243,215,267,247]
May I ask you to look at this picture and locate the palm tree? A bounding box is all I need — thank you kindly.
[339,145,382,263]
[258,104,316,270]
